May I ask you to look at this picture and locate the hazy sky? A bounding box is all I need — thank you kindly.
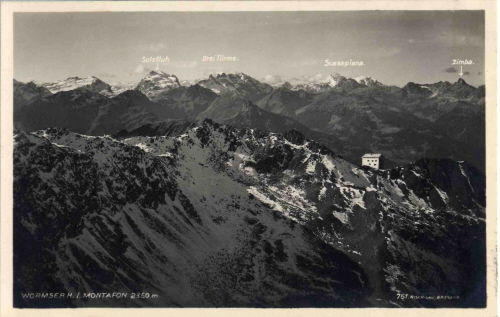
[14,11,485,87]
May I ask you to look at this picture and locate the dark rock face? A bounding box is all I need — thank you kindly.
[14,121,485,308]
[87,90,161,135]
[113,120,196,139]
[149,85,218,120]
[256,88,314,117]
[14,79,53,111]
[13,83,213,138]
[283,129,306,145]
[14,88,168,136]
[14,89,108,134]
[400,82,434,97]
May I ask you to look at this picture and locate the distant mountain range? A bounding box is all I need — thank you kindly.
[290,73,383,93]
[13,71,485,171]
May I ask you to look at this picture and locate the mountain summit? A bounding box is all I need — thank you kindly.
[197,72,273,102]
[41,76,112,95]
[135,70,181,100]
[354,75,382,87]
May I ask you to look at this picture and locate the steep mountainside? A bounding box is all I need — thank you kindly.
[256,87,314,117]
[14,79,52,111]
[87,90,161,135]
[196,92,307,132]
[14,126,370,308]
[14,121,485,307]
[394,79,484,121]
[293,92,460,164]
[390,79,485,167]
[196,92,371,165]
[135,71,181,100]
[197,73,273,102]
[14,88,111,134]
[150,84,219,120]
[14,88,162,136]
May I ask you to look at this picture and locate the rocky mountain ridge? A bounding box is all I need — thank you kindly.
[41,76,113,95]
[291,73,382,93]
[14,120,486,307]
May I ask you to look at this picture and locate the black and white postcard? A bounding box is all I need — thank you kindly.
[0,1,497,316]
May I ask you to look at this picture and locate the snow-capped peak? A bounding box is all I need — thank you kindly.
[197,72,272,99]
[327,73,345,87]
[41,76,112,95]
[354,75,382,87]
[143,70,180,84]
[289,73,383,93]
[101,82,137,97]
[135,70,181,100]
